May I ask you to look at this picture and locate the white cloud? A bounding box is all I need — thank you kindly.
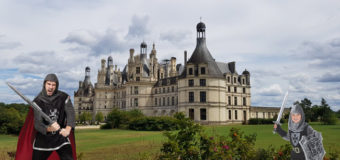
[257,84,283,96]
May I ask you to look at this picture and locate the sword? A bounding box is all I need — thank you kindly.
[273,91,289,134]
[6,82,59,134]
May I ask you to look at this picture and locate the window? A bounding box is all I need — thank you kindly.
[163,88,165,93]
[229,110,231,120]
[201,67,206,74]
[136,67,140,74]
[243,87,246,93]
[172,97,175,105]
[228,96,231,105]
[243,97,246,106]
[155,98,157,106]
[161,73,164,79]
[134,86,138,94]
[136,77,140,81]
[263,112,265,118]
[189,68,193,75]
[234,77,237,83]
[242,79,245,84]
[200,79,206,86]
[228,86,230,92]
[234,97,237,106]
[159,88,161,93]
[163,97,165,106]
[167,97,170,106]
[168,87,170,93]
[235,110,238,120]
[172,86,174,92]
[189,109,194,120]
[159,98,161,106]
[134,98,138,107]
[234,87,237,93]
[256,112,258,118]
[200,108,206,120]
[189,92,194,103]
[155,89,157,94]
[200,91,206,102]
[188,79,194,87]
[130,87,132,94]
[227,76,230,83]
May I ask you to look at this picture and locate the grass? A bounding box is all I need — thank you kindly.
[1,123,339,160]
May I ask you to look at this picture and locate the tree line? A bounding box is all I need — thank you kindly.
[294,98,338,125]
[0,102,29,134]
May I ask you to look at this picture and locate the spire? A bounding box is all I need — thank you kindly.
[84,66,91,85]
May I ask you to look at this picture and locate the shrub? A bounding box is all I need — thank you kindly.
[248,118,282,125]
[129,116,179,131]
[159,116,292,160]
[104,109,144,129]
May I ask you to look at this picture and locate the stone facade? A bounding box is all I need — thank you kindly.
[250,106,290,119]
[74,21,281,124]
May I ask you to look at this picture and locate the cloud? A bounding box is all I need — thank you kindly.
[62,29,127,56]
[160,29,192,45]
[294,38,340,68]
[318,72,340,82]
[6,75,43,96]
[258,84,283,96]
[0,35,21,50]
[126,15,150,39]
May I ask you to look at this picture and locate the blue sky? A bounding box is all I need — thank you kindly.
[1,0,340,111]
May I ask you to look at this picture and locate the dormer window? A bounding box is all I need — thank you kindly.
[201,67,206,74]
[189,68,193,75]
[136,67,140,74]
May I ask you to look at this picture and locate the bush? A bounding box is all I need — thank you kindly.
[104,109,144,129]
[128,116,179,131]
[248,118,282,125]
[159,115,292,160]
[322,109,337,125]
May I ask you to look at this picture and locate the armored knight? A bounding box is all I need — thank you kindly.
[274,104,325,160]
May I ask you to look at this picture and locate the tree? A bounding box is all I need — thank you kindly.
[79,112,92,125]
[319,98,337,125]
[95,112,104,124]
[0,108,25,134]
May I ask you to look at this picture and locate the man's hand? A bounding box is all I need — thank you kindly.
[47,122,60,132]
[274,124,277,129]
[59,126,72,137]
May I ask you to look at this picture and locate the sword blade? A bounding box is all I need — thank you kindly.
[6,82,54,124]
[275,91,289,124]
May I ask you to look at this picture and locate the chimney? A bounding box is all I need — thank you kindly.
[228,61,236,73]
[184,50,187,65]
[101,59,106,70]
[115,65,117,71]
[170,57,177,77]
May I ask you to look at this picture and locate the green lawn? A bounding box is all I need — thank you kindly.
[1,123,339,160]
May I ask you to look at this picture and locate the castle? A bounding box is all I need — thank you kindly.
[74,21,281,124]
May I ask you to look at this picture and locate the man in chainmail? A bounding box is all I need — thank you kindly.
[32,73,76,160]
[274,104,323,160]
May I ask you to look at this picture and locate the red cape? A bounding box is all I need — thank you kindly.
[15,108,77,160]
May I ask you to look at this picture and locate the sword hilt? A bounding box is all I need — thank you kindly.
[51,128,61,135]
[272,121,281,134]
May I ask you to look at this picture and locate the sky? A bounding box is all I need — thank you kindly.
[1,0,340,111]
